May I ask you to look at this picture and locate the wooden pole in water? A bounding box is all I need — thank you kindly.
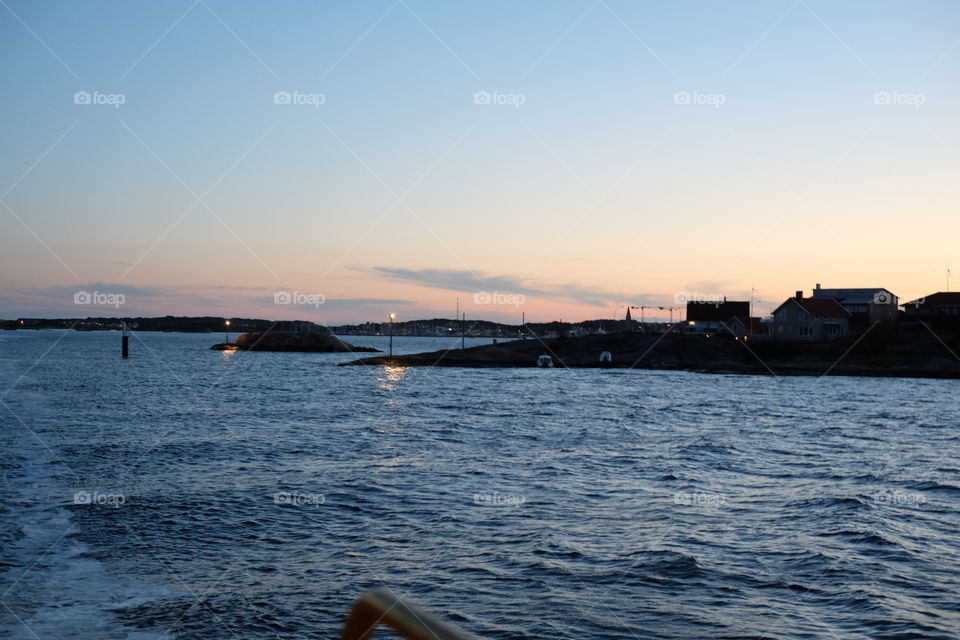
[388,313,395,356]
[122,322,129,358]
[461,312,465,350]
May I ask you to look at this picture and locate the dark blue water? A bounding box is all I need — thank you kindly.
[2,330,959,640]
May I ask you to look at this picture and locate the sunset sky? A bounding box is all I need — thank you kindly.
[1,1,958,323]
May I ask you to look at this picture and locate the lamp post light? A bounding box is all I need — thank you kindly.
[389,313,396,356]
[225,319,231,343]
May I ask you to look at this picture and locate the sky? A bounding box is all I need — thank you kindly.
[1,0,958,323]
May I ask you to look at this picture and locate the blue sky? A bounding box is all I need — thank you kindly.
[1,1,958,322]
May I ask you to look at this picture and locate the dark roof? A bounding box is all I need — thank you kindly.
[901,292,960,307]
[813,288,896,305]
[774,297,850,317]
[800,298,850,317]
[686,300,749,322]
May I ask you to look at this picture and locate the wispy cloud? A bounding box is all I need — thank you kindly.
[371,266,658,307]
[2,282,230,315]
[0,282,415,318]
[683,279,737,293]
[308,298,413,310]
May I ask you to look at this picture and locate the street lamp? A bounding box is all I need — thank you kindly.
[225,319,231,343]
[388,313,396,356]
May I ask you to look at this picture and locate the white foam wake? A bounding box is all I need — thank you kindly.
[0,355,177,640]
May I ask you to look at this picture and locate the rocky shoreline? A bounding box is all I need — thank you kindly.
[340,330,960,379]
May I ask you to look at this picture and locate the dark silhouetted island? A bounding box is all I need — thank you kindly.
[341,325,960,379]
[212,323,379,353]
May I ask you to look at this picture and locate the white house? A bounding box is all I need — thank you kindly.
[772,291,850,340]
[811,284,898,323]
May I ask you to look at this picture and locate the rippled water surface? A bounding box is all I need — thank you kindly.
[2,330,959,640]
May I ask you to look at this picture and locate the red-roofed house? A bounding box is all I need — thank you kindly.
[902,292,960,318]
[901,292,960,328]
[772,291,850,340]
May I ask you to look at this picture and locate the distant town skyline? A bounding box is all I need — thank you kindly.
[5,276,954,326]
[2,1,958,322]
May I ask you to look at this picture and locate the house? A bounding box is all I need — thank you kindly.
[686,298,749,333]
[811,284,898,323]
[901,292,960,325]
[726,315,767,337]
[772,291,850,340]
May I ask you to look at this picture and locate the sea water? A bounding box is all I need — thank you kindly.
[1,330,958,639]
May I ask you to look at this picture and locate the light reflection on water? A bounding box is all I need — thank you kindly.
[378,365,410,392]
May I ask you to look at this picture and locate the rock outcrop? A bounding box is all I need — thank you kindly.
[212,327,379,353]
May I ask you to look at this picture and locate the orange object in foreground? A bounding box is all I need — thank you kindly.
[341,588,484,640]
